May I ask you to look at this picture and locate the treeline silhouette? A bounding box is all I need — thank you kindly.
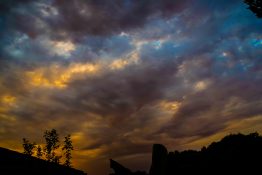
[110,132,262,175]
[0,129,84,175]
[1,132,262,175]
[22,129,73,167]
[244,0,262,18]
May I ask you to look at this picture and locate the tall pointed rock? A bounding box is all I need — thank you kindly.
[149,144,168,175]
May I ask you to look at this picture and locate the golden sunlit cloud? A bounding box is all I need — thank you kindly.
[194,80,211,92]
[110,52,139,70]
[1,95,16,106]
[0,114,16,122]
[0,96,11,113]
[26,63,99,89]
[183,115,262,150]
[154,101,181,125]
[160,101,181,112]
[73,134,106,158]
[26,53,140,89]
[71,132,89,149]
[51,40,76,57]
[0,95,17,122]
[110,59,131,70]
[130,101,181,136]
[81,148,104,158]
[26,70,59,88]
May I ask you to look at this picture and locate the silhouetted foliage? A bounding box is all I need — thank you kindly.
[43,129,61,163]
[21,128,74,166]
[153,132,262,175]
[62,134,74,167]
[52,154,62,164]
[110,132,262,175]
[244,0,262,18]
[36,145,43,159]
[22,138,36,156]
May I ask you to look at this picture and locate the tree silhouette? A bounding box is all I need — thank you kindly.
[22,138,36,156]
[21,129,74,165]
[36,145,43,159]
[53,154,62,164]
[244,0,262,18]
[62,134,74,167]
[43,129,61,163]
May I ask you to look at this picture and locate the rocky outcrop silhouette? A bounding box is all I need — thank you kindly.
[110,133,262,175]
[110,159,132,175]
[149,144,167,175]
[110,159,147,175]
[0,147,86,175]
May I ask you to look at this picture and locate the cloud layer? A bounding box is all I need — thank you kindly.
[0,0,262,175]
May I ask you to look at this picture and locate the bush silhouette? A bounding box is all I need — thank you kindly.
[22,138,36,156]
[62,134,74,167]
[21,129,74,166]
[244,0,262,18]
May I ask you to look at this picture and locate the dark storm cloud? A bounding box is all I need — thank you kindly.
[1,0,262,174]
[0,0,190,41]
[46,0,190,38]
[0,0,34,12]
[0,0,40,39]
[160,62,262,138]
[2,0,262,139]
[51,57,179,123]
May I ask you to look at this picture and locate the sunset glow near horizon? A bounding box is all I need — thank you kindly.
[0,0,262,175]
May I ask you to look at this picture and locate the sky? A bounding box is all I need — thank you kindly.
[0,0,262,174]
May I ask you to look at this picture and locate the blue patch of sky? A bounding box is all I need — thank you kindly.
[1,32,27,58]
[82,34,134,59]
[140,41,181,60]
[250,39,262,48]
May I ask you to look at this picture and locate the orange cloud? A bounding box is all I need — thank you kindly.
[26,63,99,88]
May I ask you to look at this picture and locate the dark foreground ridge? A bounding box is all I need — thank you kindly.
[110,133,262,175]
[0,147,86,175]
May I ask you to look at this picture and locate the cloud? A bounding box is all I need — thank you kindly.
[0,0,262,175]
[161,70,262,138]
[0,0,191,43]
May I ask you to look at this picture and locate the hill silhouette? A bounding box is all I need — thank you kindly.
[1,133,261,175]
[0,147,86,175]
[110,133,262,175]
